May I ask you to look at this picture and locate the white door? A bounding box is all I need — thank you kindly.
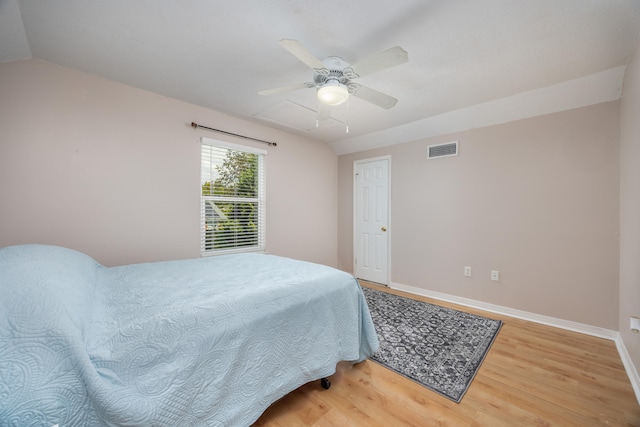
[354,157,390,285]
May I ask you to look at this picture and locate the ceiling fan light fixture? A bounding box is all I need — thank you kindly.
[317,81,349,106]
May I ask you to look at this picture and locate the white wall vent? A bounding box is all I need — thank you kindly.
[427,141,458,159]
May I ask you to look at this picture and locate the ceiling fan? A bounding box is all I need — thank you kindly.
[258,39,408,116]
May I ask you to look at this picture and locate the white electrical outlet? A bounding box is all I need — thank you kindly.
[491,270,500,281]
[464,266,472,277]
[631,316,640,333]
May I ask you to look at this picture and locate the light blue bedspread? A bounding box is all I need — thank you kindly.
[0,245,378,426]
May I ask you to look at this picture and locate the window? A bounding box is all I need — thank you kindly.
[200,138,266,255]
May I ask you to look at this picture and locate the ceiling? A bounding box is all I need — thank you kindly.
[2,0,640,154]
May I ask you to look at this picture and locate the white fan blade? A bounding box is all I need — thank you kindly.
[352,85,398,109]
[258,82,312,96]
[350,46,408,78]
[278,39,326,71]
[317,103,332,121]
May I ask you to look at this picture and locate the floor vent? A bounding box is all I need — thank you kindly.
[428,141,458,159]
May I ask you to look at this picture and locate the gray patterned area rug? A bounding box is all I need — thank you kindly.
[362,286,502,403]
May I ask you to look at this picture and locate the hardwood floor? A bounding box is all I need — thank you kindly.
[254,282,640,426]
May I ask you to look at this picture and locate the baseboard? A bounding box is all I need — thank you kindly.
[615,335,640,405]
[390,281,617,338]
[389,281,640,405]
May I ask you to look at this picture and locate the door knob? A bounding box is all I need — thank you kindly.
[381,227,387,232]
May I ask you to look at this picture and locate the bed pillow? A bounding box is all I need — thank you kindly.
[0,244,101,336]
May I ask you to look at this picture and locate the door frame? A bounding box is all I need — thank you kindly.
[353,155,391,286]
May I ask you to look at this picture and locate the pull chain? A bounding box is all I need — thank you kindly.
[345,98,350,133]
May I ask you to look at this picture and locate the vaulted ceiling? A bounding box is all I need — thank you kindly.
[2,0,640,154]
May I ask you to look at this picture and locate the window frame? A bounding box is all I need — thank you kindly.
[200,137,266,256]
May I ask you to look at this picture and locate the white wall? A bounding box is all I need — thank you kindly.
[0,60,338,267]
[620,39,640,380]
[339,102,620,330]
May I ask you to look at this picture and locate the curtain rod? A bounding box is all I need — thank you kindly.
[191,122,277,147]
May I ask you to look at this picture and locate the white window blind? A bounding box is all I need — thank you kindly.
[200,139,266,255]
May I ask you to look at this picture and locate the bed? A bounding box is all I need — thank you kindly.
[0,244,378,426]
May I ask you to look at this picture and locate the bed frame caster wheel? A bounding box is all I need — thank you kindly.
[320,377,331,390]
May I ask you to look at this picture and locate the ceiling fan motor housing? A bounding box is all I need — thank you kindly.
[314,57,352,84]
[314,57,360,97]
